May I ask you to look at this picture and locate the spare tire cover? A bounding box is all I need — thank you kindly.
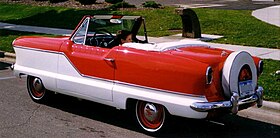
[222,51,257,99]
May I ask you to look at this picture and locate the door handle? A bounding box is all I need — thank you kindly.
[104,58,115,62]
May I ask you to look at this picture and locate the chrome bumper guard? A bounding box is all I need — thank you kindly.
[190,86,264,114]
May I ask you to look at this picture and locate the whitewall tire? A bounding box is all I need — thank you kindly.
[135,101,166,133]
[27,76,50,103]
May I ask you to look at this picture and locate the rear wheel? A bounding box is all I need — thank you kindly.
[27,76,49,103]
[135,100,166,133]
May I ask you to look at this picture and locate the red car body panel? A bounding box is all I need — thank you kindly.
[115,46,209,96]
[60,40,117,80]
[13,36,67,52]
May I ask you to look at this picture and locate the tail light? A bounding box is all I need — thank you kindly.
[258,60,264,76]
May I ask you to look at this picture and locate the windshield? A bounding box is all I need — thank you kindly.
[72,16,147,48]
[88,18,135,35]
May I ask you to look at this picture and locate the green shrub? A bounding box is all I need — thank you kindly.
[142,1,161,8]
[105,0,123,4]
[75,0,97,5]
[108,2,136,9]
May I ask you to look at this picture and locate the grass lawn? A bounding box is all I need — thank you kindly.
[258,59,280,103]
[0,3,279,48]
[0,29,52,52]
[194,8,280,49]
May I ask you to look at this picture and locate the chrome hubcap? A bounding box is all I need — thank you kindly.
[144,103,159,122]
[33,78,43,92]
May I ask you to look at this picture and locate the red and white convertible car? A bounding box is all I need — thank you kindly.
[13,15,264,132]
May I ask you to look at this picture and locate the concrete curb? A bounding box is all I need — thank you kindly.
[4,52,16,59]
[263,101,280,111]
[0,51,16,59]
[0,51,279,111]
[0,51,16,64]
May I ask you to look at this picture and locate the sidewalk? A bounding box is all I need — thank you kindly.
[0,22,72,35]
[252,5,280,27]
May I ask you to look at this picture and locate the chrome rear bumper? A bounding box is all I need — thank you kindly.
[190,86,264,114]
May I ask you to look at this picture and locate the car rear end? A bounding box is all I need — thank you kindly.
[189,50,264,115]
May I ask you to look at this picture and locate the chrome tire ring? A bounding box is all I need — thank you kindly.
[136,101,165,132]
[222,51,257,98]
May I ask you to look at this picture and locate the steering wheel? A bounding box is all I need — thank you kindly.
[92,29,114,47]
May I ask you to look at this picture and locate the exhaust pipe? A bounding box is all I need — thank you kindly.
[10,64,14,70]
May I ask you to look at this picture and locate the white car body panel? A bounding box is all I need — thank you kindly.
[14,47,58,91]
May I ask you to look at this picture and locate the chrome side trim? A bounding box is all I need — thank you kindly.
[13,45,59,54]
[115,81,205,98]
[190,86,264,113]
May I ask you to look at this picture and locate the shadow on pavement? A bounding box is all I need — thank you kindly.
[0,62,11,70]
[43,93,280,137]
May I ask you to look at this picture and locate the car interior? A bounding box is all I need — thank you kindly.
[72,16,148,49]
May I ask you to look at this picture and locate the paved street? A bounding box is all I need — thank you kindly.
[0,62,279,137]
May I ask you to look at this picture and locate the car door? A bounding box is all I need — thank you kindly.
[56,17,116,101]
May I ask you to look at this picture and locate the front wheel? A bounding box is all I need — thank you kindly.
[27,76,49,103]
[135,100,166,133]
